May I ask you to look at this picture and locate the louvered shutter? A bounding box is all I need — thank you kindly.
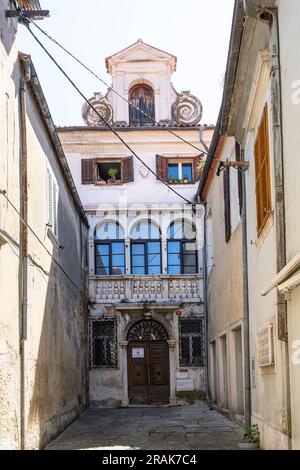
[81,159,95,184]
[193,154,203,182]
[223,166,231,243]
[53,181,58,235]
[254,105,271,236]
[47,168,53,229]
[235,141,243,215]
[121,156,134,183]
[156,155,168,181]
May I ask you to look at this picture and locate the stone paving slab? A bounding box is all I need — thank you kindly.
[46,403,244,450]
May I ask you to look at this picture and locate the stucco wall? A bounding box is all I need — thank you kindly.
[205,137,244,418]
[0,3,89,449]
[58,127,213,208]
[278,0,300,450]
[244,81,289,450]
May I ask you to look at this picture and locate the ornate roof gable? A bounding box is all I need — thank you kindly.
[106,39,177,73]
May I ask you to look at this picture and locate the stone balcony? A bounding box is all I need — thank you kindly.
[89,275,203,304]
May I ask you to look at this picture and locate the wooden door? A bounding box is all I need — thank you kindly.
[128,342,169,405]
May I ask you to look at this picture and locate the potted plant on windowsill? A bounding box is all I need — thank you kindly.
[107,168,120,184]
[238,424,260,449]
[183,174,189,184]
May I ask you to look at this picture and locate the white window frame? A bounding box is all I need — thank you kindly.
[168,160,193,181]
[46,165,59,237]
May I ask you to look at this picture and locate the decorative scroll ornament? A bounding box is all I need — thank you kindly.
[82,92,113,126]
[172,91,203,126]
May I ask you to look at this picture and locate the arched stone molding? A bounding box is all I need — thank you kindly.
[94,219,126,239]
[128,217,162,239]
[125,77,158,94]
[166,218,197,240]
[122,312,174,342]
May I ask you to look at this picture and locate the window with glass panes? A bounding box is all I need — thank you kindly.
[94,221,125,275]
[167,162,193,182]
[167,220,197,274]
[130,221,161,275]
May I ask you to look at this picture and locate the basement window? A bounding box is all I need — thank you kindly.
[179,319,204,367]
[91,320,118,368]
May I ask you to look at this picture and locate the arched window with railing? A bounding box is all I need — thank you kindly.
[130,220,161,275]
[129,84,155,126]
[167,220,198,274]
[95,221,125,275]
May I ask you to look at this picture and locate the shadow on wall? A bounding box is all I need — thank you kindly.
[26,193,89,449]
[1,3,17,57]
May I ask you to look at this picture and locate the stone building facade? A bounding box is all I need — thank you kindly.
[58,40,213,406]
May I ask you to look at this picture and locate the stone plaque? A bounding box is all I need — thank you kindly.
[176,378,194,391]
[132,347,144,359]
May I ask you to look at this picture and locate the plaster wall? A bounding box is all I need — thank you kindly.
[0,2,88,449]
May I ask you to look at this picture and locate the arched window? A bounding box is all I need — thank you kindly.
[130,220,161,275]
[167,220,197,274]
[95,221,125,275]
[129,84,155,126]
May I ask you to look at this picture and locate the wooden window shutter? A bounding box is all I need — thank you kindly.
[193,154,203,182]
[255,104,271,235]
[121,156,134,183]
[235,141,243,215]
[156,155,169,181]
[47,169,53,227]
[223,166,231,243]
[53,181,58,236]
[81,159,95,184]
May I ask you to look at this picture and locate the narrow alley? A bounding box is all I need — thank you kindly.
[46,404,244,451]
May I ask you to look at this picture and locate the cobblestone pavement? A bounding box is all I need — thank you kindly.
[46,403,244,450]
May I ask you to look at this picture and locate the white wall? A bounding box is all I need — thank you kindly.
[278,0,300,450]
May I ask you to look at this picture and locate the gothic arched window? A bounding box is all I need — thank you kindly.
[129,84,155,126]
[95,221,125,275]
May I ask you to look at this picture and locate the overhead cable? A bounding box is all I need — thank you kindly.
[23,22,194,205]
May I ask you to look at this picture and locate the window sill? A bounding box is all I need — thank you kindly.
[47,226,58,247]
[95,179,124,186]
[168,181,194,186]
[253,211,274,250]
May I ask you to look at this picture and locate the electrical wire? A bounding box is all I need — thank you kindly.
[0,190,81,291]
[28,18,209,155]
[23,22,194,205]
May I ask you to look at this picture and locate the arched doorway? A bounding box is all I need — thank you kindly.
[127,319,170,405]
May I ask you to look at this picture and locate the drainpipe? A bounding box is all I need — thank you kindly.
[269,8,291,449]
[19,63,30,450]
[241,149,251,428]
[202,202,212,409]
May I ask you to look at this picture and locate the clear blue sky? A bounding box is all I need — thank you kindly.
[17,0,234,126]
